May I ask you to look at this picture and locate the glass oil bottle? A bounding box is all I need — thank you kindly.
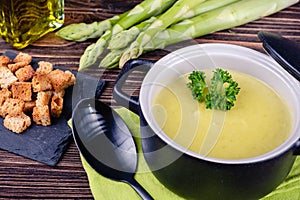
[0,0,64,49]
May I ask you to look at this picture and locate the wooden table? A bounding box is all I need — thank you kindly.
[0,1,299,199]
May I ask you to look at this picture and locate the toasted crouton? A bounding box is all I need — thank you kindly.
[32,105,51,126]
[13,52,32,65]
[53,89,65,98]
[4,112,31,133]
[0,67,18,88]
[48,69,75,91]
[51,95,63,118]
[0,56,11,67]
[15,65,35,82]
[0,88,12,106]
[24,101,36,113]
[65,70,76,87]
[0,98,25,117]
[36,91,52,107]
[36,61,53,74]
[7,62,28,73]
[32,74,52,92]
[0,52,77,131]
[8,52,32,72]
[11,82,32,101]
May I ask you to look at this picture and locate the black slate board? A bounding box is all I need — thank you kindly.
[0,51,105,166]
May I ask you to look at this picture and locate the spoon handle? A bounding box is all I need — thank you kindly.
[126,177,154,200]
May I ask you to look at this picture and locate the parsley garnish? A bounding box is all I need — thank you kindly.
[187,68,240,111]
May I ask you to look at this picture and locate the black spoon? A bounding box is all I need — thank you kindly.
[258,31,300,82]
[72,98,153,200]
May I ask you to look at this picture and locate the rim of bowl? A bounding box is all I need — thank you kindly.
[140,43,300,164]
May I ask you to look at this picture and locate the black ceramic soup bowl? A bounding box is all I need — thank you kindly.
[113,44,300,200]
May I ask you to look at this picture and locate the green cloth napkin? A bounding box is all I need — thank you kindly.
[80,108,300,200]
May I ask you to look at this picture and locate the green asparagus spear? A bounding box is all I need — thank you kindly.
[180,0,240,19]
[160,0,298,46]
[110,0,177,35]
[109,0,240,50]
[105,0,240,67]
[119,0,298,67]
[79,0,177,70]
[100,49,124,68]
[102,15,158,68]
[108,16,157,50]
[79,30,111,70]
[120,0,207,65]
[55,15,124,42]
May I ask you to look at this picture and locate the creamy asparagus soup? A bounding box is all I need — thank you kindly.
[152,70,292,159]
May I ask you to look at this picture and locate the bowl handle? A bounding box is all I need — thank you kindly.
[294,139,300,155]
[113,59,155,114]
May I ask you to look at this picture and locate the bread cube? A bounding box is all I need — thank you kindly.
[24,101,36,113]
[4,112,31,134]
[0,88,12,106]
[32,74,52,92]
[0,56,11,67]
[0,98,25,117]
[8,62,28,73]
[36,91,52,107]
[13,52,32,65]
[0,67,18,88]
[53,89,65,98]
[32,105,51,126]
[11,82,32,101]
[51,95,63,118]
[48,69,75,91]
[15,65,35,82]
[36,61,53,74]
[65,70,76,86]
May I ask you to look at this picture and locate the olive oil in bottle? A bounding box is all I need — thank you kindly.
[0,0,64,49]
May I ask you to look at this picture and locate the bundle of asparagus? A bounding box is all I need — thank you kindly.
[56,0,298,70]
